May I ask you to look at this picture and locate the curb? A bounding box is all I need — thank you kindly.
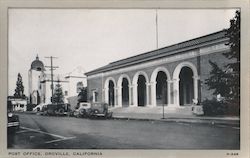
[16,112,240,127]
[112,116,240,127]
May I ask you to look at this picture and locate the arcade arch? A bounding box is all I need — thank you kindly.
[173,62,199,106]
[150,67,171,106]
[104,77,116,106]
[132,71,149,106]
[117,74,131,107]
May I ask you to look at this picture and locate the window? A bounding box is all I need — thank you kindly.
[65,91,68,96]
[92,91,98,102]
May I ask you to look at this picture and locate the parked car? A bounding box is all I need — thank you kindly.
[73,102,91,118]
[7,101,20,133]
[89,102,113,119]
[33,103,46,112]
[43,103,71,116]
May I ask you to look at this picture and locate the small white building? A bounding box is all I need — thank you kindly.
[64,66,87,109]
[8,96,27,112]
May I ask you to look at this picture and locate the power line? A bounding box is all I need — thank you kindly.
[45,56,59,98]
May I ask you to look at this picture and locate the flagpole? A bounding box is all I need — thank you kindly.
[156,9,158,49]
[156,9,165,119]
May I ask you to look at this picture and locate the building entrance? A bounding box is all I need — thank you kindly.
[122,78,129,107]
[179,67,194,106]
[156,71,168,106]
[137,75,146,106]
[108,80,115,106]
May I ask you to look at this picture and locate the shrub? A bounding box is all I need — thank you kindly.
[225,102,240,116]
[202,98,228,116]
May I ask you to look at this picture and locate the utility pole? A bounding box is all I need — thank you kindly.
[45,56,59,101]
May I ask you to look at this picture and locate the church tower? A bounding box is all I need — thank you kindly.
[28,55,46,105]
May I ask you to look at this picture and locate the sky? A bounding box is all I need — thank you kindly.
[8,9,236,96]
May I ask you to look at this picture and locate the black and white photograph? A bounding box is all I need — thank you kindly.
[1,0,249,157]
[6,8,241,149]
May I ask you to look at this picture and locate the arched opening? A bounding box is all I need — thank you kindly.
[108,80,115,106]
[179,67,194,106]
[156,71,168,106]
[122,78,129,107]
[137,75,146,106]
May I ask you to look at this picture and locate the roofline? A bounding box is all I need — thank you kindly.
[8,96,27,100]
[64,75,87,79]
[110,29,226,65]
[85,29,228,76]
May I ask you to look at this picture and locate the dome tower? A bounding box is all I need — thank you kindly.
[30,55,45,71]
[28,55,46,105]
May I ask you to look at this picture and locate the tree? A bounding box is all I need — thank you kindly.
[77,87,88,103]
[205,61,231,97]
[224,10,240,103]
[51,83,64,104]
[205,10,240,104]
[14,73,25,98]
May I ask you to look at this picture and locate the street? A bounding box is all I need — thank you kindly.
[8,113,240,149]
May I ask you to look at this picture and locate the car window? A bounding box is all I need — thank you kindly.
[92,103,105,109]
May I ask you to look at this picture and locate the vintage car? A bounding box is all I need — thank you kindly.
[89,102,113,119]
[73,102,91,118]
[42,103,71,116]
[7,101,20,133]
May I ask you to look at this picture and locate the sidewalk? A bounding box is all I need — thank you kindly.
[18,110,240,126]
[112,112,240,126]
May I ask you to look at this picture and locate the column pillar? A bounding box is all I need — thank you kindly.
[129,85,132,106]
[150,81,157,107]
[167,80,172,106]
[117,86,122,107]
[146,82,150,106]
[114,87,118,107]
[173,78,180,107]
[193,75,199,104]
[132,84,138,107]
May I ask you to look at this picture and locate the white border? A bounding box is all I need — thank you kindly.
[0,1,249,158]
